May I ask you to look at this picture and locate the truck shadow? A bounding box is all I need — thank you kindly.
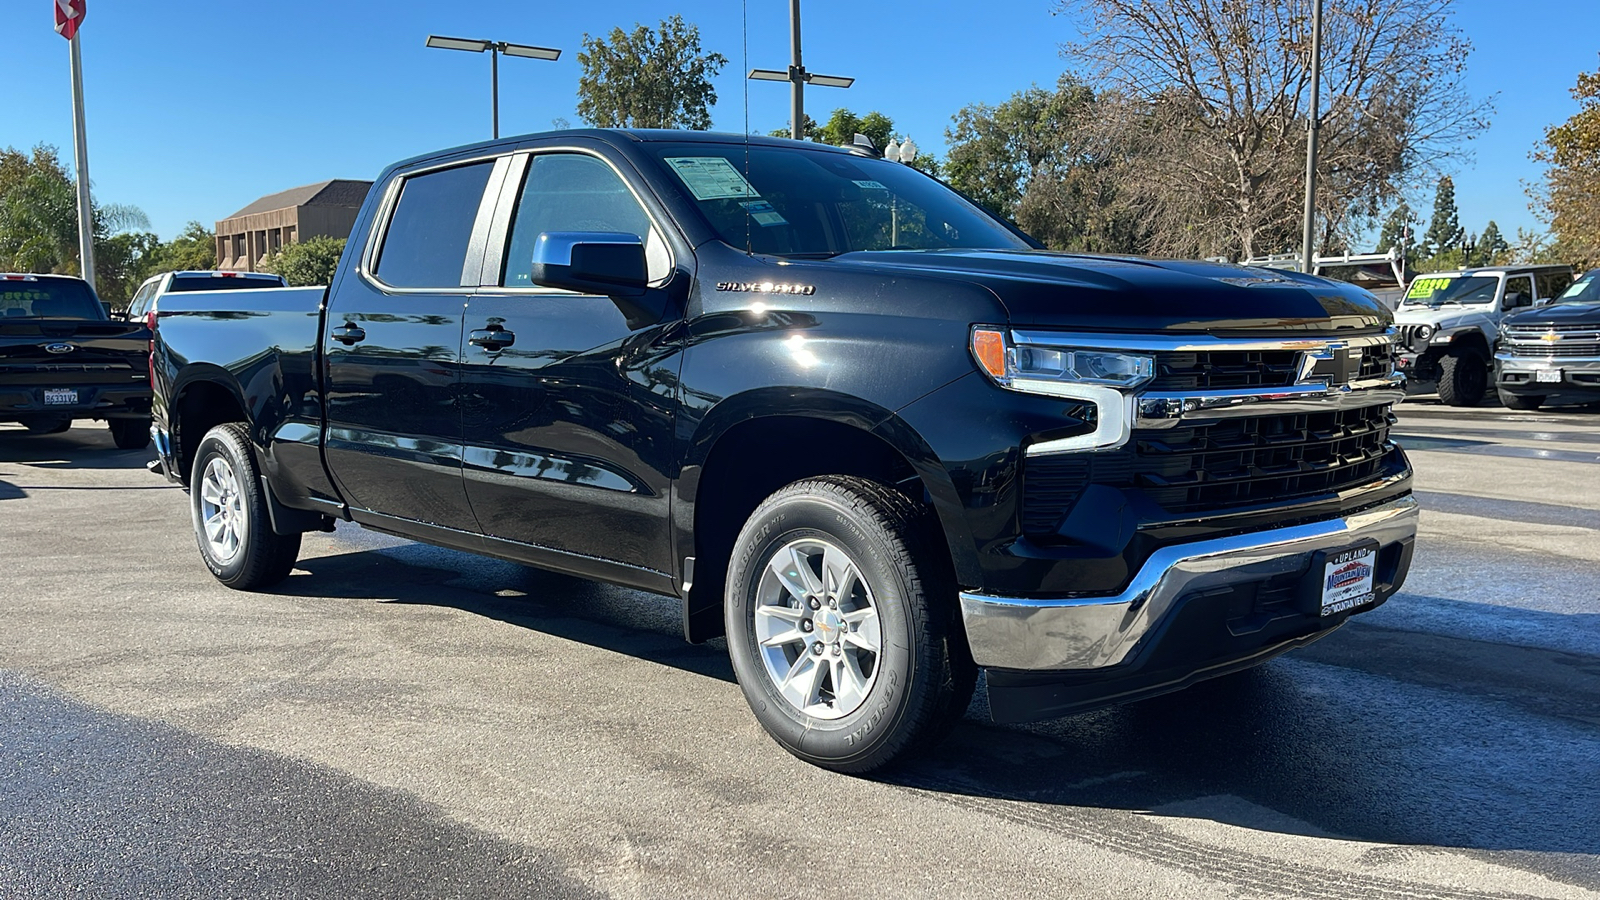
[0,425,155,470]
[287,538,1598,862]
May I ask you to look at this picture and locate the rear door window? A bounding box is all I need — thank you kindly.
[374,161,496,288]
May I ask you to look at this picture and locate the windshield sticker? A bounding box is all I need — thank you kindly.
[664,157,760,201]
[852,180,888,190]
[1407,277,1451,298]
[740,200,788,227]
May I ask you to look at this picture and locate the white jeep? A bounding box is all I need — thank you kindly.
[1394,265,1573,405]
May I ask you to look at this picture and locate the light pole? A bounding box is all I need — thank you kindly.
[1300,0,1323,274]
[748,0,854,140]
[425,35,561,139]
[881,139,918,246]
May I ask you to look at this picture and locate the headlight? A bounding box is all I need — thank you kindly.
[971,328,1154,394]
[1416,324,1434,343]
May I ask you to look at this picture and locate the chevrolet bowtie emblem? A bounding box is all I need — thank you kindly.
[1541,332,1561,341]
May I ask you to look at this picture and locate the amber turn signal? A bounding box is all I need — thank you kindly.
[971,328,1007,381]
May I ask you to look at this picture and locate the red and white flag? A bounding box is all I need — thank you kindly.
[54,0,85,41]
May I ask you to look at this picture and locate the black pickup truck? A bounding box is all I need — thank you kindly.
[2,273,151,448]
[149,130,1417,772]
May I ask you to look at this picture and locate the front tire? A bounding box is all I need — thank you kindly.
[109,417,151,450]
[1498,390,1543,411]
[724,476,975,773]
[1437,349,1487,406]
[190,423,300,590]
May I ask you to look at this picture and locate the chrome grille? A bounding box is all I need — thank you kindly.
[1147,349,1300,390]
[1502,325,1600,358]
[1021,404,1399,535]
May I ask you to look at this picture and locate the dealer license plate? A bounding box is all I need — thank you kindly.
[1535,369,1562,383]
[42,388,79,406]
[1320,547,1376,617]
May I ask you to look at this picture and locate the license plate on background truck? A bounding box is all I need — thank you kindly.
[1320,547,1376,617]
[1536,369,1562,383]
[42,388,78,406]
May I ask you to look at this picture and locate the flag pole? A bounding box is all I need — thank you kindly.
[68,31,95,289]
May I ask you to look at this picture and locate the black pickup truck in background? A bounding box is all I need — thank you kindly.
[149,129,1418,772]
[2,273,151,449]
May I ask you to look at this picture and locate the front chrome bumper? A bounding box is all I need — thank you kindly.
[1495,353,1600,374]
[959,495,1419,670]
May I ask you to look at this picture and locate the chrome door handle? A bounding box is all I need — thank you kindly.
[469,328,515,350]
[330,323,366,345]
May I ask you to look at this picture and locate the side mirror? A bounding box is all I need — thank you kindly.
[1503,291,1531,309]
[528,232,649,297]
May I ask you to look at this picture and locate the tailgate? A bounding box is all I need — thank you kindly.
[0,319,151,387]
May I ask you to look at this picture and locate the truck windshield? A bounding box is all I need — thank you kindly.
[1554,271,1600,304]
[1401,275,1498,307]
[649,143,1030,257]
[0,278,104,319]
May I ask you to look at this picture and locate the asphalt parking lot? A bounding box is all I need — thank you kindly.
[2,399,1598,899]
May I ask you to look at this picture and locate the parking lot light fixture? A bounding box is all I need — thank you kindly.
[425,34,562,139]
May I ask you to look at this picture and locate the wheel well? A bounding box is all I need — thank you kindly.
[685,416,929,643]
[174,381,247,483]
[1446,331,1491,358]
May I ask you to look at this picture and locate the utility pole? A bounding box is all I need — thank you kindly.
[69,32,95,289]
[749,0,854,141]
[1300,0,1323,275]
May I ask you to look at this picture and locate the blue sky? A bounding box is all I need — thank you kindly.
[2,0,1594,247]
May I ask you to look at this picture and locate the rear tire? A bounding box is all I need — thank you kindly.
[109,417,151,450]
[1437,350,1487,406]
[724,476,975,773]
[1498,390,1544,411]
[190,423,300,590]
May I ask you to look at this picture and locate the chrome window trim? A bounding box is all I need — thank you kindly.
[479,144,678,294]
[359,151,507,296]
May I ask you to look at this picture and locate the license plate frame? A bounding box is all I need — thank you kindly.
[1301,541,1380,619]
[42,388,79,406]
[1535,368,1562,384]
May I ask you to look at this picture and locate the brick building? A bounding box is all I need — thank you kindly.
[216,180,372,272]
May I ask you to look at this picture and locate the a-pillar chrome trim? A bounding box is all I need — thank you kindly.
[958,495,1418,671]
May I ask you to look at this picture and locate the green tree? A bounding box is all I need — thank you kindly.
[0,143,151,303]
[575,16,727,130]
[944,75,1144,252]
[1531,58,1600,268]
[1375,201,1418,260]
[144,221,217,273]
[767,113,818,140]
[259,236,345,286]
[1423,175,1464,257]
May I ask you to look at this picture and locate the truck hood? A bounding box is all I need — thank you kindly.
[1505,300,1600,327]
[1392,306,1494,333]
[826,249,1388,334]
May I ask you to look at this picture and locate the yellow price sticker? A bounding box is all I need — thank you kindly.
[1407,277,1450,298]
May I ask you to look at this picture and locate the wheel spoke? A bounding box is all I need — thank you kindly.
[203,515,225,543]
[821,545,857,600]
[201,479,224,506]
[779,651,825,710]
[842,606,881,653]
[832,655,869,711]
[769,545,822,603]
[760,625,807,648]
